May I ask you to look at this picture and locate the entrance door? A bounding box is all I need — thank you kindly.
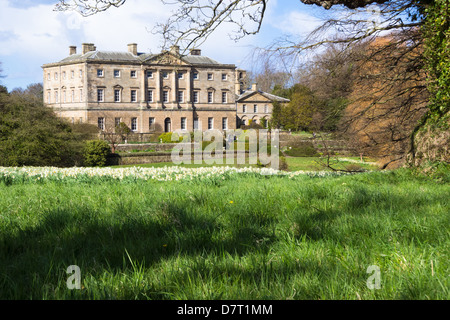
[164,117,171,132]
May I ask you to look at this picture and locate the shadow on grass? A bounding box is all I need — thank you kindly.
[0,200,286,299]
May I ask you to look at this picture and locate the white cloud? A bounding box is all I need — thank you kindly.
[0,0,65,57]
[279,11,323,37]
[0,0,262,89]
[0,0,174,89]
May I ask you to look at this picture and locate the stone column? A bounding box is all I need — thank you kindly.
[140,66,146,108]
[155,68,161,107]
[186,69,191,105]
[172,69,177,109]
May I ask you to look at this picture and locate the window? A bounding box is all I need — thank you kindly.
[147,89,153,102]
[222,117,228,130]
[181,117,187,130]
[254,104,258,113]
[79,69,83,78]
[222,73,227,81]
[97,69,103,77]
[115,117,121,127]
[243,104,247,113]
[207,73,213,80]
[149,117,155,131]
[55,90,59,103]
[162,71,169,79]
[193,91,199,103]
[177,72,184,79]
[147,71,153,78]
[54,72,58,80]
[193,72,199,80]
[114,70,120,78]
[114,89,121,102]
[79,89,83,102]
[47,73,50,81]
[71,70,74,79]
[193,118,199,130]
[131,117,137,132]
[62,71,66,80]
[208,91,213,104]
[131,90,137,102]
[63,90,66,103]
[163,90,169,103]
[208,117,213,130]
[98,117,105,130]
[222,92,227,103]
[130,70,137,78]
[71,90,75,102]
[97,89,104,102]
[264,105,268,113]
[177,91,184,103]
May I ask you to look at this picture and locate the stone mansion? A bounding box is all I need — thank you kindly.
[42,43,289,134]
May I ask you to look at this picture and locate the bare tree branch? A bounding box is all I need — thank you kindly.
[55,0,127,16]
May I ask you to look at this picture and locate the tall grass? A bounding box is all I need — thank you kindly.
[0,168,448,299]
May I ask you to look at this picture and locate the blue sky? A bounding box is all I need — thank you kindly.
[0,0,331,91]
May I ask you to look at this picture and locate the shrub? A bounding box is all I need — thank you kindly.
[284,142,319,157]
[0,91,85,167]
[83,140,111,167]
[158,132,185,143]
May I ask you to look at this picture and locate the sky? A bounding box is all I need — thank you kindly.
[0,0,334,91]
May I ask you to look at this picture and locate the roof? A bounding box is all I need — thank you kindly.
[236,90,290,103]
[44,49,233,68]
[59,51,140,63]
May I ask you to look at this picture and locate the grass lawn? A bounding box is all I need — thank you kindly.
[285,156,379,172]
[0,167,448,300]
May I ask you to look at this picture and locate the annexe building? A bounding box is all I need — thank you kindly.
[236,83,290,128]
[42,43,247,133]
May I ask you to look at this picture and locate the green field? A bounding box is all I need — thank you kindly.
[0,167,448,299]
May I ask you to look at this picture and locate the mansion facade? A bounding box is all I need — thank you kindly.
[42,43,288,134]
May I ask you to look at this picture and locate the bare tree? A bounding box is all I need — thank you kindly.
[252,61,291,93]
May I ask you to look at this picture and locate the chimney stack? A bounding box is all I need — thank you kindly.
[128,43,137,55]
[69,46,77,55]
[190,49,201,56]
[82,43,95,54]
[251,83,257,91]
[170,45,180,55]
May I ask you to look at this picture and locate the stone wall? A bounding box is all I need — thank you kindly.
[108,150,250,165]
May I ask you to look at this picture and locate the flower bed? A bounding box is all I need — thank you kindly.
[0,166,351,184]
